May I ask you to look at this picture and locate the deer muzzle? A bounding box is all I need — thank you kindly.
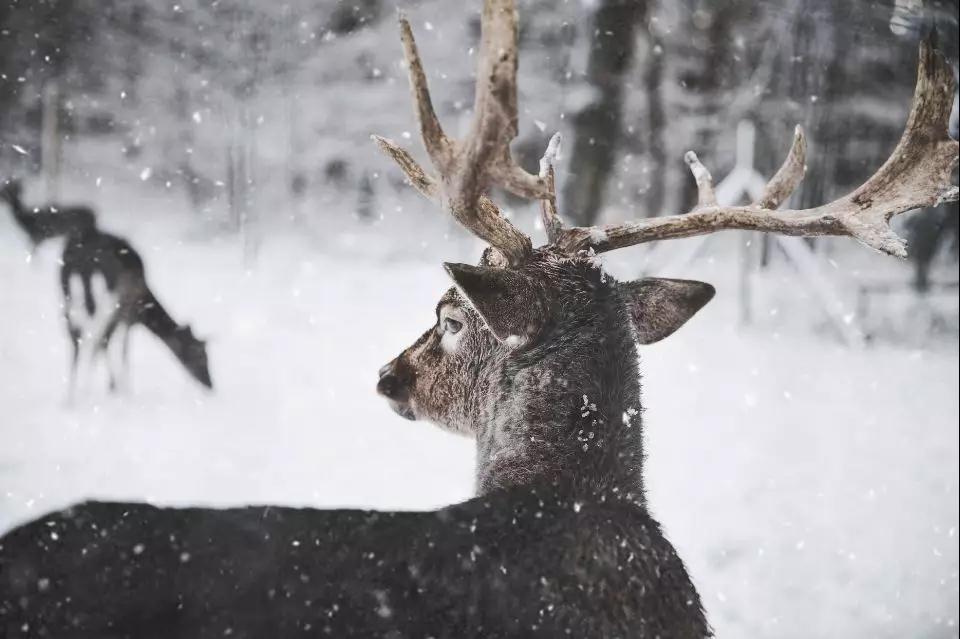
[377,360,416,421]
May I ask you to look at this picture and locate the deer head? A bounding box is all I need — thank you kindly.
[170,325,213,390]
[378,246,713,496]
[374,1,958,496]
[0,179,23,207]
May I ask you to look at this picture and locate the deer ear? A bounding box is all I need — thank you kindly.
[443,262,547,346]
[620,278,715,344]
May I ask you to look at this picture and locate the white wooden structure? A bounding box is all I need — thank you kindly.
[654,120,867,346]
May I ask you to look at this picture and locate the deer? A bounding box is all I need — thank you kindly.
[59,224,213,398]
[1,1,956,636]
[1,178,212,398]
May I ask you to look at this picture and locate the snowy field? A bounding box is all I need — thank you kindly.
[1,185,958,639]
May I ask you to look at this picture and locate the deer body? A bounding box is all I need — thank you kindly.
[374,248,714,632]
[60,227,213,397]
[1,179,212,396]
[0,489,703,639]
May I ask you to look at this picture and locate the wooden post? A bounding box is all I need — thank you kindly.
[644,119,867,345]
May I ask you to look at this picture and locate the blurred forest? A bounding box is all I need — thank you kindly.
[1,0,958,289]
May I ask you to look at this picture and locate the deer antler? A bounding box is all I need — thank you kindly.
[376,3,956,263]
[553,38,958,259]
[538,132,564,243]
[373,1,552,266]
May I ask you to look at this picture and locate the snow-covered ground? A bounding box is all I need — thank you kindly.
[1,184,957,639]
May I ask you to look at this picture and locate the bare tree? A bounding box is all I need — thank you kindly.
[561,0,648,227]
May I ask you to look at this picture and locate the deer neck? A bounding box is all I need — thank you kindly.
[138,293,182,346]
[473,289,646,503]
[2,193,27,221]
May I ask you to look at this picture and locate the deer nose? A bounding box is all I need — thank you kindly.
[377,361,405,400]
[377,372,400,399]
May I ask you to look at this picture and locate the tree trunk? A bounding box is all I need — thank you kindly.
[41,81,62,201]
[562,0,646,227]
[677,1,740,214]
[642,31,666,216]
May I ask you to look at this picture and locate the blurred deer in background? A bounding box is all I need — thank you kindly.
[59,226,213,399]
[1,1,955,636]
[0,178,212,399]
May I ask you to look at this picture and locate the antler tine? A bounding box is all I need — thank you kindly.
[372,135,532,262]
[683,151,718,209]
[463,0,520,181]
[756,125,807,210]
[555,36,958,259]
[373,2,535,266]
[538,132,564,243]
[398,14,453,171]
[838,37,959,256]
[371,135,440,199]
[458,0,551,203]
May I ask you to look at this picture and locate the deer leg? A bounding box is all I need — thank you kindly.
[76,334,100,397]
[102,320,127,394]
[63,274,92,405]
[67,272,119,397]
[120,324,132,392]
[101,331,117,394]
[64,323,81,406]
[66,328,102,403]
[87,274,122,393]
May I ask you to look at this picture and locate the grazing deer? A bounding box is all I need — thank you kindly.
[60,225,213,397]
[1,178,212,396]
[1,3,956,637]
[0,179,96,248]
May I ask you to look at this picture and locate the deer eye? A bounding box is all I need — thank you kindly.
[443,317,463,334]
